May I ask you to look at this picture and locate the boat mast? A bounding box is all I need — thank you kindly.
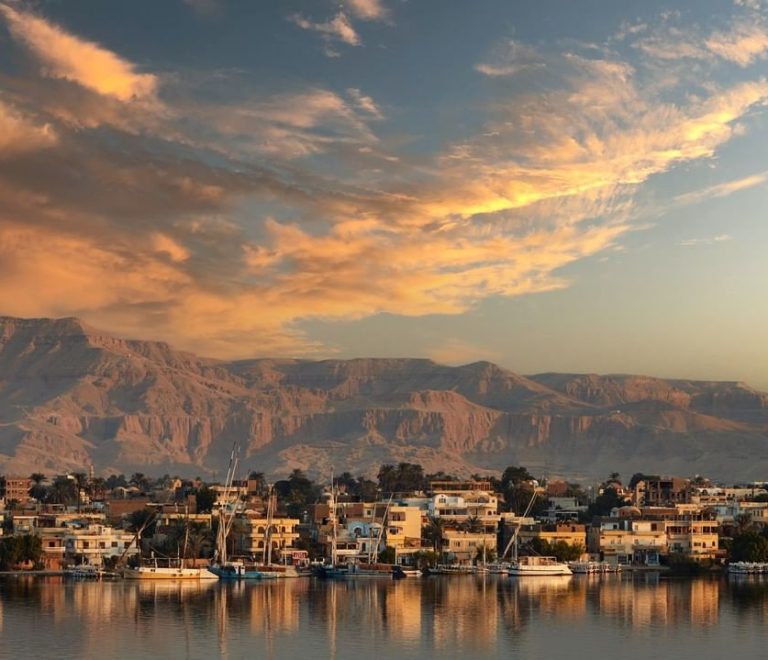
[265,483,274,566]
[373,493,393,563]
[329,470,337,566]
[501,488,539,562]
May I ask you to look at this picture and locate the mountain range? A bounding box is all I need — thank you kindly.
[0,316,766,482]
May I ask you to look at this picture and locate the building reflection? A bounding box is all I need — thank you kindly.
[2,572,761,655]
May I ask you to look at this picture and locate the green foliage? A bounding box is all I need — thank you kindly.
[0,534,43,570]
[730,531,768,562]
[50,476,78,506]
[664,553,710,575]
[412,549,438,569]
[474,545,496,564]
[195,485,216,513]
[628,473,660,489]
[378,546,396,564]
[500,466,534,492]
[274,469,322,518]
[522,538,584,562]
[127,508,156,537]
[377,463,427,494]
[423,516,445,553]
[587,487,629,517]
[498,466,543,515]
[105,474,128,490]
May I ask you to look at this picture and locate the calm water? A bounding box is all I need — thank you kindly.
[1,574,767,659]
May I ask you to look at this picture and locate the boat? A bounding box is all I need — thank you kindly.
[501,488,572,577]
[123,558,218,580]
[568,560,622,574]
[208,444,274,580]
[65,563,114,580]
[208,560,277,580]
[313,471,352,579]
[508,555,573,576]
[392,566,422,578]
[348,562,397,577]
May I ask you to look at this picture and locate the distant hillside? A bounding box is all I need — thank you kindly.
[0,316,766,481]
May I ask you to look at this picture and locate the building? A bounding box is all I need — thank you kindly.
[234,514,301,562]
[441,529,496,564]
[2,476,32,507]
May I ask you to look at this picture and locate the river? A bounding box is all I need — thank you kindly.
[1,573,766,659]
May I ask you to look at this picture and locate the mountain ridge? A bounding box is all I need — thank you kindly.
[0,316,765,481]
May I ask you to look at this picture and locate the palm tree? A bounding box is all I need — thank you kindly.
[423,516,445,555]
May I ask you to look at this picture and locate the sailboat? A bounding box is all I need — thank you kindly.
[504,489,572,577]
[349,494,400,578]
[208,445,275,580]
[122,506,217,580]
[313,473,350,579]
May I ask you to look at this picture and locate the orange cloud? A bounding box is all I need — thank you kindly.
[1,6,767,360]
[0,3,157,101]
[0,99,57,155]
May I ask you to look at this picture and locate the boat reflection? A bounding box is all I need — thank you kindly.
[0,573,763,656]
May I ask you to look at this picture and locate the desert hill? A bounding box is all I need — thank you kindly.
[0,316,765,481]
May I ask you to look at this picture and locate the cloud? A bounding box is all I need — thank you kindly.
[289,12,360,49]
[187,88,381,159]
[632,14,768,67]
[706,23,768,66]
[1,4,767,359]
[0,3,157,101]
[475,40,544,77]
[347,88,383,118]
[673,171,768,206]
[680,234,733,246]
[346,0,387,21]
[0,99,57,155]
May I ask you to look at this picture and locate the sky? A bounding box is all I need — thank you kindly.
[0,0,767,387]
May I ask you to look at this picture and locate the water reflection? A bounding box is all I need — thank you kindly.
[2,575,768,659]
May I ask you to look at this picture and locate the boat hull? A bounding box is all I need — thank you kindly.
[123,567,218,580]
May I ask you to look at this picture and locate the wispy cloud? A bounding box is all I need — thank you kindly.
[1,4,767,358]
[346,0,387,21]
[0,99,57,155]
[673,171,768,206]
[0,3,157,101]
[680,234,733,246]
[289,12,360,52]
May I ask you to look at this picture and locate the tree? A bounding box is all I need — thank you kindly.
[730,532,768,563]
[628,473,659,489]
[500,466,534,493]
[195,486,216,514]
[474,545,496,565]
[379,546,396,564]
[460,516,484,533]
[377,463,426,494]
[423,516,445,554]
[0,534,43,570]
[130,473,150,492]
[523,538,584,562]
[50,476,78,506]
[588,487,629,517]
[127,508,157,539]
[105,474,128,490]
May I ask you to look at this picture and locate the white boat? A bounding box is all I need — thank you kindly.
[508,555,573,576]
[123,560,218,580]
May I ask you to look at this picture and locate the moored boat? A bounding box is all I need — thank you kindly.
[123,560,218,580]
[508,555,573,576]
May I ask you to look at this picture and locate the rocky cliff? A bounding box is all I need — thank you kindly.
[0,316,766,481]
